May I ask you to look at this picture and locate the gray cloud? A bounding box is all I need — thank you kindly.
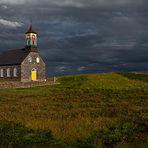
[0,0,30,5]
[0,0,148,75]
[0,19,23,28]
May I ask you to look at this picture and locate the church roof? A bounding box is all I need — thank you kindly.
[25,25,37,34]
[0,48,29,66]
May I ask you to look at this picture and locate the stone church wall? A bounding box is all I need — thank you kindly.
[21,52,46,82]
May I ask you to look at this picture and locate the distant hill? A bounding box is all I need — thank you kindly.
[0,72,147,147]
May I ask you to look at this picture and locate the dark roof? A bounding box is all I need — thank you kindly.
[0,48,29,66]
[25,25,37,34]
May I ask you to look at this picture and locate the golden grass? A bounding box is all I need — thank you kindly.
[0,72,147,142]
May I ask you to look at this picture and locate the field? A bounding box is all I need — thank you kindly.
[0,72,147,147]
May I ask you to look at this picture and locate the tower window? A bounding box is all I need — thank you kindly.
[27,35,30,45]
[32,35,36,45]
[13,68,17,77]
[36,57,40,63]
[28,56,32,62]
[0,69,4,77]
[7,68,10,77]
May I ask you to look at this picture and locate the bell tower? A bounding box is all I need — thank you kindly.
[25,24,38,52]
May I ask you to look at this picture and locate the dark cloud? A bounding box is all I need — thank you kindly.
[0,0,148,76]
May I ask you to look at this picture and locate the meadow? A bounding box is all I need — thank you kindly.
[0,72,147,147]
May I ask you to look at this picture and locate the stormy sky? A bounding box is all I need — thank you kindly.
[0,0,148,76]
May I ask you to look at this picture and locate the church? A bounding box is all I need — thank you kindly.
[0,25,46,82]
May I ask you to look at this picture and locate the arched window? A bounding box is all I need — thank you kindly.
[36,57,40,63]
[28,56,32,63]
[32,35,36,45]
[7,68,10,77]
[27,35,30,45]
[13,68,17,77]
[0,69,4,77]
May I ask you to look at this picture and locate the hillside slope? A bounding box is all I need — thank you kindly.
[0,72,147,147]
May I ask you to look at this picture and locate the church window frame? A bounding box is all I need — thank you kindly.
[36,57,40,63]
[7,68,10,77]
[32,35,36,45]
[13,68,17,77]
[28,56,32,63]
[0,69,4,77]
[27,35,30,46]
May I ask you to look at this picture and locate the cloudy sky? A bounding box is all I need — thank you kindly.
[0,0,148,76]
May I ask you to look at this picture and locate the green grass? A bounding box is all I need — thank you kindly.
[0,72,147,147]
[0,121,64,147]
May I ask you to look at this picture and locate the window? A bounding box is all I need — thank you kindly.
[13,68,17,77]
[32,35,36,45]
[7,68,10,77]
[36,57,40,63]
[27,35,30,45]
[0,69,3,77]
[28,56,32,63]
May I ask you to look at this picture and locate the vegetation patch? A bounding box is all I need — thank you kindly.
[0,121,65,147]
[72,120,147,148]
[0,72,147,147]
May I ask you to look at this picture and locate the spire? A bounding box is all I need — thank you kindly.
[25,23,38,51]
[25,23,37,34]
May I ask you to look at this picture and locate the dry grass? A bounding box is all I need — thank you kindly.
[0,72,147,146]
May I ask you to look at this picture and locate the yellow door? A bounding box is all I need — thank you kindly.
[31,71,37,81]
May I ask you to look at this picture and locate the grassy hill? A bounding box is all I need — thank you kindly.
[0,72,147,147]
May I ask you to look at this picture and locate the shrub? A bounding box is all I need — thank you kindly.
[0,121,65,147]
[72,121,148,148]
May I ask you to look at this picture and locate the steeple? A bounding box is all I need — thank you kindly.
[26,24,37,34]
[25,24,38,52]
